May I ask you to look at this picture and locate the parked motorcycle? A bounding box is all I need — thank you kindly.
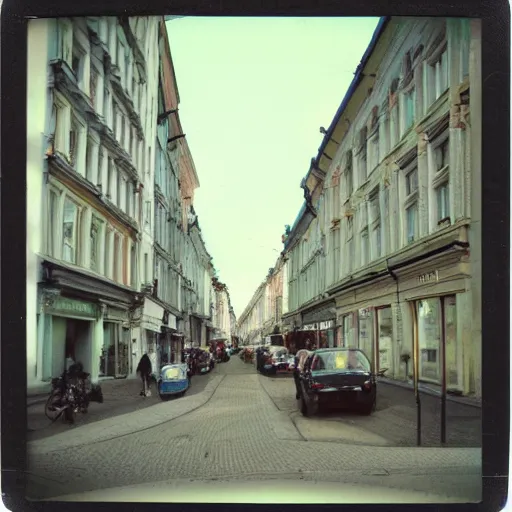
[44,363,103,424]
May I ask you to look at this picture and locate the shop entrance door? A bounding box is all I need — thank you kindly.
[65,318,92,374]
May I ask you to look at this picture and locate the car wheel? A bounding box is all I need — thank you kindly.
[360,401,374,415]
[159,394,169,401]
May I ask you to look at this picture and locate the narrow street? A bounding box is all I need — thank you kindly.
[27,356,481,502]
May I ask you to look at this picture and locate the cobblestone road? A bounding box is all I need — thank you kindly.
[258,372,481,447]
[26,356,481,502]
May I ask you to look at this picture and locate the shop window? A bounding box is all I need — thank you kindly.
[358,308,373,364]
[443,296,459,388]
[62,198,80,264]
[377,307,393,372]
[417,298,441,383]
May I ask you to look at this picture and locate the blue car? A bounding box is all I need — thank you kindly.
[158,363,191,401]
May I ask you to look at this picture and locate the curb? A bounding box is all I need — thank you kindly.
[377,378,481,409]
[27,374,225,455]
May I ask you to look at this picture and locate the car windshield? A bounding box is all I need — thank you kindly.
[162,366,186,380]
[311,350,370,372]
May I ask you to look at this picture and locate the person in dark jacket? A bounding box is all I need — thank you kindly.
[136,353,152,397]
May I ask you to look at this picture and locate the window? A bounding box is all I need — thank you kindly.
[120,115,125,148]
[97,147,104,187]
[71,40,86,90]
[404,88,416,131]
[130,241,137,287]
[58,20,72,66]
[406,203,419,243]
[107,158,114,199]
[383,186,390,254]
[361,229,369,267]
[346,217,354,274]
[345,151,353,198]
[69,119,79,168]
[104,229,112,278]
[405,167,419,196]
[119,176,127,212]
[436,183,450,222]
[90,218,100,271]
[113,234,120,282]
[85,137,98,184]
[126,181,132,217]
[368,132,380,172]
[369,190,381,260]
[103,87,111,127]
[144,252,149,284]
[62,198,79,264]
[53,95,71,156]
[356,127,368,184]
[47,189,58,256]
[435,139,449,171]
[426,45,448,106]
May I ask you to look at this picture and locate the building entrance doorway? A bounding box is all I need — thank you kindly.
[65,318,92,374]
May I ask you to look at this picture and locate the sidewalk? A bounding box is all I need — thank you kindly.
[377,377,481,409]
[27,376,139,407]
[27,374,225,455]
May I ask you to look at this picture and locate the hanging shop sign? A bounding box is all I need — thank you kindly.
[45,296,98,319]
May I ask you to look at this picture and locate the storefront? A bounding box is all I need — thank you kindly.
[301,300,336,349]
[100,304,132,378]
[38,289,99,381]
[375,306,394,374]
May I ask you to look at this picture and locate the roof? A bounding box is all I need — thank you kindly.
[309,16,390,179]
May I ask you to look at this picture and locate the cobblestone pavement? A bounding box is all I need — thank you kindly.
[258,373,481,447]
[26,356,481,502]
[27,369,216,442]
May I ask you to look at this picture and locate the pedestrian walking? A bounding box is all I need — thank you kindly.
[136,353,152,397]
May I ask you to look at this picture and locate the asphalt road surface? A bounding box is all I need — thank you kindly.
[26,355,481,502]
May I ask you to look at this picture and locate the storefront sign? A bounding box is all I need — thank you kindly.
[46,297,98,318]
[105,307,128,322]
[418,270,439,284]
[319,320,334,330]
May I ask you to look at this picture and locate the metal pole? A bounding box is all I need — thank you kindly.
[410,301,421,446]
[440,296,447,445]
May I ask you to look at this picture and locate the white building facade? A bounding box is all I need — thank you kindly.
[281,17,481,398]
[26,16,223,393]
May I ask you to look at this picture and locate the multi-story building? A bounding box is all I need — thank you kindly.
[211,278,233,341]
[281,16,481,398]
[27,16,163,392]
[26,15,227,393]
[237,255,289,345]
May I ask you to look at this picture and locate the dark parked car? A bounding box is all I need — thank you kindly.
[297,348,376,416]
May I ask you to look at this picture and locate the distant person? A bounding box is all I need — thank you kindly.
[136,353,152,397]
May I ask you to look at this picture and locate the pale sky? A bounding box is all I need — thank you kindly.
[165,17,380,318]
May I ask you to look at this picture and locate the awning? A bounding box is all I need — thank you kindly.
[301,300,336,325]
